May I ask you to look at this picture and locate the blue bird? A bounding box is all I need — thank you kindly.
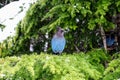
[106,36,115,46]
[51,27,66,54]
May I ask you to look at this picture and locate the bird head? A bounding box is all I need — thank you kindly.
[56,27,65,37]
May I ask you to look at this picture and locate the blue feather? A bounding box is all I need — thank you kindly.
[51,36,66,54]
[106,37,115,46]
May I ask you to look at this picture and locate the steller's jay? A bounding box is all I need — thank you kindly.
[106,36,115,46]
[51,27,66,54]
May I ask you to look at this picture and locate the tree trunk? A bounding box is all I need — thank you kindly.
[100,26,108,68]
[100,26,107,52]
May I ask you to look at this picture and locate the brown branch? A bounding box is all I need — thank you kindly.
[100,26,107,52]
[73,44,80,52]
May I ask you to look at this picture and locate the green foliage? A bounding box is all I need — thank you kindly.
[0,0,120,79]
[1,49,120,80]
[0,0,120,56]
[86,49,108,74]
[103,54,120,80]
[33,53,102,80]
[12,66,33,80]
[0,50,109,80]
[0,37,14,57]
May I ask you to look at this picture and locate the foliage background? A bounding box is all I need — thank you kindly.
[0,0,120,79]
[0,0,120,56]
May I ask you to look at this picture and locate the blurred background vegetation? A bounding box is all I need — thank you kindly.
[1,0,120,56]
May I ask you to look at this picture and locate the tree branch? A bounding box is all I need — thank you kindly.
[100,26,107,52]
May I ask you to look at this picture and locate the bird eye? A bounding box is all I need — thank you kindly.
[61,30,64,33]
